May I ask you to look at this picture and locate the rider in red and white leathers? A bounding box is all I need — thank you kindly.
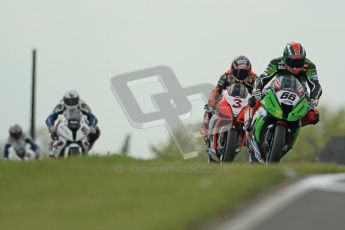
[200,56,257,137]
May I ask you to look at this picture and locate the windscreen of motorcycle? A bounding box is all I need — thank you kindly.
[65,108,81,120]
[272,75,305,107]
[223,83,249,117]
[65,108,82,129]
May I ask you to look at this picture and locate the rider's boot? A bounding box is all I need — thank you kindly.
[200,111,211,144]
[88,127,101,150]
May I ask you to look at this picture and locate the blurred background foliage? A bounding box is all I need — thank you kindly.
[283,105,345,162]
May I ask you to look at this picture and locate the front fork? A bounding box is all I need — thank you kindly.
[281,126,300,157]
[216,123,233,154]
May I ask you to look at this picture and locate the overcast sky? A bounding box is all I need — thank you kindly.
[1,0,344,158]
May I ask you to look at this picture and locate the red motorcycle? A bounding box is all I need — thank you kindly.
[207,83,250,162]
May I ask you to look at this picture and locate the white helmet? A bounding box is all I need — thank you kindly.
[63,89,80,109]
[9,124,23,139]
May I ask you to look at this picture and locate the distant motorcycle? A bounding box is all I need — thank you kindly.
[207,83,250,162]
[247,75,310,163]
[50,108,91,158]
[7,140,36,161]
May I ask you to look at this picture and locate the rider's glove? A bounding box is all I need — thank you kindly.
[307,101,315,110]
[208,106,216,114]
[204,104,215,114]
[252,90,263,101]
[248,96,256,108]
[48,126,56,133]
[89,127,97,134]
[311,98,319,107]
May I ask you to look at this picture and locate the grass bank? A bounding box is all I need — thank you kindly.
[1,156,345,230]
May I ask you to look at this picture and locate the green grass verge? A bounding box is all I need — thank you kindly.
[1,156,345,230]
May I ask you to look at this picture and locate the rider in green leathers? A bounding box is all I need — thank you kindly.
[244,41,322,131]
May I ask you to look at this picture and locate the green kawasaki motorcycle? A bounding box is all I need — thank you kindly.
[248,75,312,163]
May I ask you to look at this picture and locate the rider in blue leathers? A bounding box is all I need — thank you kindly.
[2,124,40,160]
[46,89,100,149]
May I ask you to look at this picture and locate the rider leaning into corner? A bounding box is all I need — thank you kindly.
[2,124,40,160]
[45,89,101,153]
[243,41,322,132]
[200,55,258,139]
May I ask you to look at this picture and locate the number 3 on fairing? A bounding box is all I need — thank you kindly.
[233,98,242,108]
[280,92,296,101]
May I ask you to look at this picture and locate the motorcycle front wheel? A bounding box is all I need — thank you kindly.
[268,125,286,163]
[223,129,238,162]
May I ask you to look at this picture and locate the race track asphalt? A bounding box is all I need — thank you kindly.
[215,174,345,230]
